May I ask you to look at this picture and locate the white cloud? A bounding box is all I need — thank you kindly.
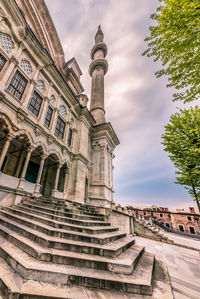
[45,0,196,210]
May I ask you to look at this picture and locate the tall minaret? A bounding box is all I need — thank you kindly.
[89,25,108,124]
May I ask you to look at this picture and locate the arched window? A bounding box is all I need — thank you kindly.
[49,94,56,104]
[59,105,67,118]
[20,60,32,75]
[0,33,14,54]
[37,80,45,93]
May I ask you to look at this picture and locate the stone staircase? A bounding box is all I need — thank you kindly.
[0,197,173,298]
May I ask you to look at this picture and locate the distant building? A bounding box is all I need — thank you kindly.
[128,206,200,235]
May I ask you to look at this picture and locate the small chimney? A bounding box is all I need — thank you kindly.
[189,207,195,214]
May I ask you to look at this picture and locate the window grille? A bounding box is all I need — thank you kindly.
[0,33,14,54]
[28,91,43,117]
[0,53,6,71]
[55,116,65,139]
[67,128,73,146]
[20,60,32,75]
[49,94,55,104]
[59,105,67,118]
[7,70,28,100]
[44,106,53,127]
[37,80,45,93]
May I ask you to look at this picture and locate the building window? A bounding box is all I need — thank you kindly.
[59,105,67,118]
[7,70,28,100]
[20,60,32,75]
[28,91,43,117]
[179,225,184,232]
[44,106,53,127]
[189,227,195,234]
[49,94,56,104]
[37,80,45,93]
[187,216,192,221]
[166,223,170,228]
[55,116,65,139]
[0,33,14,54]
[67,128,73,146]
[0,53,6,71]
[160,213,163,217]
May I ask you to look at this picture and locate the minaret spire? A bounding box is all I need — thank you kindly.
[89,25,108,124]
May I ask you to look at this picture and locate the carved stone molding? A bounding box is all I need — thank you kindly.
[16,108,28,123]
[34,126,44,137]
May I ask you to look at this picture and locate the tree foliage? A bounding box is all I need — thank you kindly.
[143,0,200,103]
[162,106,200,209]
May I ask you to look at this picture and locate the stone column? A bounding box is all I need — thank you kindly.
[50,108,58,136]
[17,147,33,189]
[0,135,12,172]
[52,163,61,197]
[15,149,25,177]
[63,169,68,199]
[34,155,46,194]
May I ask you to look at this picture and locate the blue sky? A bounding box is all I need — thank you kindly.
[45,0,198,211]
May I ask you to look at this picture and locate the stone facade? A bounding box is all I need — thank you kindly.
[0,0,119,208]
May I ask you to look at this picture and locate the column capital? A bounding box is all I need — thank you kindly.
[41,154,47,161]
[5,134,13,141]
[26,146,34,153]
[57,162,62,169]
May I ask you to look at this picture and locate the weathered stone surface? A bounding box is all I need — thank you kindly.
[0,198,173,298]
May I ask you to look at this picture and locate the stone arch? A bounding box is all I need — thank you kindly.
[0,113,16,134]
[1,132,31,177]
[14,130,33,147]
[34,141,47,156]
[47,148,62,164]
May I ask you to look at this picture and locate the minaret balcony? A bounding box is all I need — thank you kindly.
[91,42,107,60]
[89,58,108,76]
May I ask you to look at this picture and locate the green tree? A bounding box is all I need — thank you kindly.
[143,0,200,103]
[162,106,200,211]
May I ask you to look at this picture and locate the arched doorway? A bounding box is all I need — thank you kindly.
[58,163,68,193]
[1,133,30,178]
[25,146,44,183]
[40,154,59,196]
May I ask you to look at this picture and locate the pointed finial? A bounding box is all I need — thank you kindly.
[95,24,104,44]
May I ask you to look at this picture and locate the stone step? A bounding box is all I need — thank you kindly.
[31,199,106,218]
[0,233,143,273]
[0,256,173,298]
[18,203,110,227]
[0,256,22,298]
[0,219,135,257]
[7,206,118,234]
[0,209,125,245]
[22,201,104,221]
[40,197,99,212]
[0,236,154,295]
